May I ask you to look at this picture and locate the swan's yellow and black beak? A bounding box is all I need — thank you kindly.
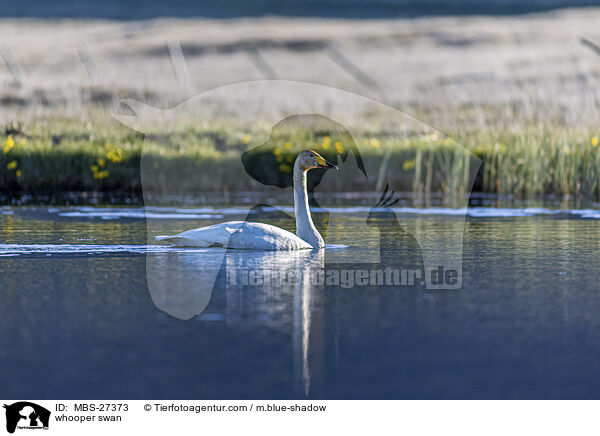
[315,154,338,169]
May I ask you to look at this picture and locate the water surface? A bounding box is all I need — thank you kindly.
[0,205,599,398]
[2,0,599,19]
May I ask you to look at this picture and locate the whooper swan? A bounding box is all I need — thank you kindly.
[155,150,337,250]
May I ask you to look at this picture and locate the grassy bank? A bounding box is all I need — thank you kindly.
[0,119,599,202]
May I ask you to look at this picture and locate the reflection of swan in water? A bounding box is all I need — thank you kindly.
[146,248,325,321]
[146,247,325,397]
[156,151,337,250]
[291,249,325,398]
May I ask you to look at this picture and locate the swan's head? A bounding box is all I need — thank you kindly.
[295,150,338,171]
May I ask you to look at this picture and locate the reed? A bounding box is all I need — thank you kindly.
[0,120,599,200]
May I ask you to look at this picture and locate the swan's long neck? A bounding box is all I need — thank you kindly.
[293,164,325,248]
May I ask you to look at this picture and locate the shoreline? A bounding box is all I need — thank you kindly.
[2,120,600,201]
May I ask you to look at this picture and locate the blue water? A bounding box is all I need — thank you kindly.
[1,205,599,399]
[1,0,599,19]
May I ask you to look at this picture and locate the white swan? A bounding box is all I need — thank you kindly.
[155,150,337,250]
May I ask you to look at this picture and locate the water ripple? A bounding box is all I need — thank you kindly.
[39,205,600,219]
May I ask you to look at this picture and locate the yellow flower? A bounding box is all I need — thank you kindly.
[6,160,17,170]
[273,147,281,156]
[444,137,453,146]
[276,155,284,162]
[91,161,109,179]
[322,136,331,149]
[335,141,344,154]
[284,141,292,150]
[591,137,599,147]
[402,158,417,171]
[279,163,291,173]
[16,170,21,178]
[93,169,109,179]
[97,158,106,167]
[370,138,380,148]
[105,143,124,163]
[3,135,14,153]
[107,149,123,163]
[286,155,293,163]
[242,134,251,144]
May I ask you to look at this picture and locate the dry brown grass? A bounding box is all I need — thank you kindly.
[0,9,600,131]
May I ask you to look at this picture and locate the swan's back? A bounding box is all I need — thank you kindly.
[156,221,313,250]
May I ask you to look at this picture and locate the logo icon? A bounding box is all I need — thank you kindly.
[3,402,50,434]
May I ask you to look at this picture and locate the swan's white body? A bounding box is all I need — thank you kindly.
[155,150,337,250]
[156,221,313,250]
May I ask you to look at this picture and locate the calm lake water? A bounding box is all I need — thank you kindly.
[2,0,600,19]
[1,204,599,399]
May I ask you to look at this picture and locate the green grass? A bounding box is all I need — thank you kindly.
[454,126,600,198]
[0,118,599,200]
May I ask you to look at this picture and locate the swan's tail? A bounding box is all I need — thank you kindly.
[155,235,213,247]
[155,235,183,245]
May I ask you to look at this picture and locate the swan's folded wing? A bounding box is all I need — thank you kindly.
[227,223,313,250]
[155,221,245,247]
[156,221,313,250]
